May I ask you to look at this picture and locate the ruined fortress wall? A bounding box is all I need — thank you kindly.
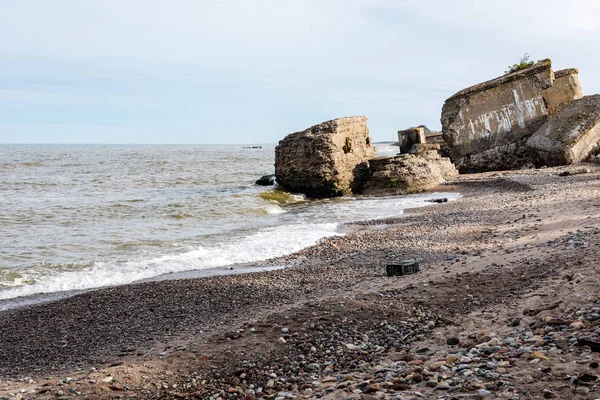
[441,60,582,172]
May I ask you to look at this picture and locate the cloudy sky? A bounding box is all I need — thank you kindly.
[1,0,599,144]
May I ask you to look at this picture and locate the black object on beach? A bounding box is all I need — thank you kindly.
[427,198,448,203]
[386,260,419,277]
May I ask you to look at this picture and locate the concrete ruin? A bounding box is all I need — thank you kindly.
[527,94,600,166]
[275,117,458,198]
[397,127,426,154]
[363,143,458,196]
[441,59,583,172]
[274,116,375,197]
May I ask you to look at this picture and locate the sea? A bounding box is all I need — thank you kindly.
[0,144,460,304]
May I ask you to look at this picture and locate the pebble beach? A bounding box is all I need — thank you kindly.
[1,164,600,400]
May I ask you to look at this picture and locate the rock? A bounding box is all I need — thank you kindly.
[436,381,450,390]
[275,116,375,197]
[527,95,600,166]
[558,167,590,176]
[570,321,585,329]
[277,337,287,344]
[446,354,458,362]
[441,60,583,172]
[429,361,446,371]
[427,198,448,203]
[362,152,458,196]
[446,337,460,346]
[360,395,378,400]
[255,174,276,186]
[305,363,320,371]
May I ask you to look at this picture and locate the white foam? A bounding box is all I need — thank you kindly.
[0,222,340,300]
[262,204,285,214]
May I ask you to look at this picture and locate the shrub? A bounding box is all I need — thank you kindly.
[505,53,535,74]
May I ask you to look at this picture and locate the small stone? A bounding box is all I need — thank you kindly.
[436,381,450,390]
[360,395,378,400]
[517,346,532,354]
[429,361,446,371]
[446,337,460,346]
[305,363,320,371]
[266,379,275,388]
[570,321,585,329]
[478,389,491,396]
[277,337,287,344]
[445,354,458,363]
[426,378,438,387]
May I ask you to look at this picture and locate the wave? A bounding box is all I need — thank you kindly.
[0,222,340,300]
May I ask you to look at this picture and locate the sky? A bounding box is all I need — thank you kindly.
[1,0,599,144]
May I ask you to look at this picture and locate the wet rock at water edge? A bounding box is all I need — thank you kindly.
[255,174,276,186]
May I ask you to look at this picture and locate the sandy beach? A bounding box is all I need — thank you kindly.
[1,164,600,399]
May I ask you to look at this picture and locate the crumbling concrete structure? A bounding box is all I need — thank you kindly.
[397,127,426,154]
[363,143,458,196]
[527,94,600,166]
[275,116,375,197]
[441,60,583,172]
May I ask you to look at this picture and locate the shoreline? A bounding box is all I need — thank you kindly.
[0,191,459,312]
[1,164,599,399]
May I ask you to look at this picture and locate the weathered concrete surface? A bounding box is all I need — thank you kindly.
[398,127,426,154]
[543,69,583,116]
[441,60,583,172]
[275,116,375,197]
[362,144,458,196]
[527,95,600,166]
[424,132,451,158]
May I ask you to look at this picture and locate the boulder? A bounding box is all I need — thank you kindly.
[362,148,458,196]
[275,116,375,197]
[527,95,600,166]
[441,60,583,172]
[255,174,276,186]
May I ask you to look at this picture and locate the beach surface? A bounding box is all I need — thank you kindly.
[1,164,600,399]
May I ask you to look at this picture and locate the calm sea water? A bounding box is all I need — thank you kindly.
[0,144,459,300]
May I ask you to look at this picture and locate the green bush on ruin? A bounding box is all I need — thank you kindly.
[505,53,535,74]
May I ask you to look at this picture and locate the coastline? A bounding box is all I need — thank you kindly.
[1,164,600,399]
